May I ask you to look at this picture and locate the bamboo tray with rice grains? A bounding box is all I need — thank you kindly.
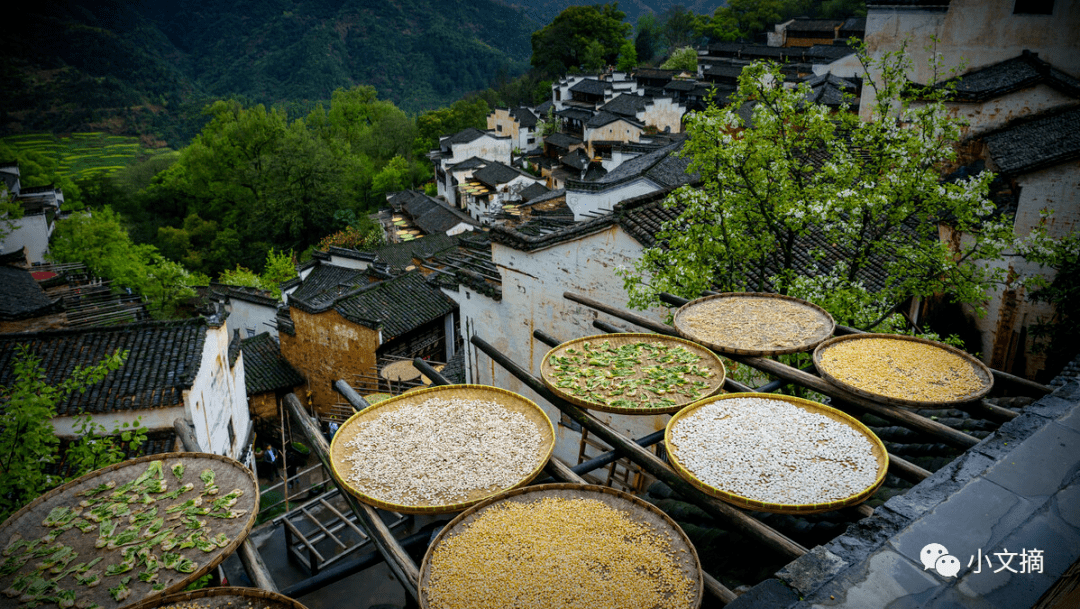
[329,384,555,514]
[124,587,309,609]
[420,484,704,609]
[540,334,726,415]
[665,393,888,514]
[673,293,836,356]
[813,333,993,408]
[0,453,258,609]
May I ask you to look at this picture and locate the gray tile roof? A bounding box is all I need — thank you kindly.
[511,107,538,128]
[0,265,60,321]
[940,51,1080,102]
[441,128,490,149]
[570,79,607,96]
[448,156,489,171]
[984,106,1080,175]
[545,132,582,150]
[290,264,367,309]
[0,319,208,414]
[587,140,695,189]
[600,94,649,118]
[561,148,591,171]
[240,332,304,395]
[397,190,478,234]
[374,233,462,270]
[519,182,551,202]
[334,272,456,340]
[472,161,523,188]
[586,111,640,129]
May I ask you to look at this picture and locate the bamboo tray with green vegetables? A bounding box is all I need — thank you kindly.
[540,334,726,415]
[0,453,257,609]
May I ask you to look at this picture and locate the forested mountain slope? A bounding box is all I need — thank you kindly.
[1,0,538,144]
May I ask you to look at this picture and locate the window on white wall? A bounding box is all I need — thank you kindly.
[246,328,255,337]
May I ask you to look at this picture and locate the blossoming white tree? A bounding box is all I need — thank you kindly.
[621,44,1016,328]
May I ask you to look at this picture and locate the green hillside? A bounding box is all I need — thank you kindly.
[0,0,538,146]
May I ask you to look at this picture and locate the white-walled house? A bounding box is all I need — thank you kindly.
[1,162,65,264]
[487,107,541,153]
[564,140,696,220]
[460,161,546,225]
[432,128,512,206]
[211,283,281,340]
[0,316,251,460]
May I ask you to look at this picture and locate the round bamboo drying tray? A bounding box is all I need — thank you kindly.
[381,361,421,382]
[665,393,888,514]
[813,333,994,408]
[419,483,703,609]
[0,453,258,609]
[329,385,555,514]
[540,333,726,415]
[125,587,308,609]
[673,292,835,356]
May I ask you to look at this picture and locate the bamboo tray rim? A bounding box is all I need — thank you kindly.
[0,452,258,609]
[673,292,836,356]
[665,393,889,514]
[540,333,726,415]
[329,384,555,515]
[418,483,704,609]
[812,333,994,408]
[123,586,309,609]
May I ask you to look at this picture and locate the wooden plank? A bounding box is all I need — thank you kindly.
[319,497,369,540]
[302,507,348,549]
[284,517,326,564]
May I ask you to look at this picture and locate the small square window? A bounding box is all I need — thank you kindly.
[246,328,256,337]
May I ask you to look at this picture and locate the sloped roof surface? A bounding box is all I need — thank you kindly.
[594,140,691,186]
[403,193,477,235]
[374,233,461,270]
[941,52,1080,102]
[241,332,304,395]
[442,128,489,148]
[335,272,456,340]
[984,106,1080,175]
[561,148,591,171]
[511,107,538,128]
[290,264,367,308]
[519,182,551,202]
[0,265,58,320]
[0,319,207,414]
[570,79,607,95]
[601,94,649,117]
[448,156,488,171]
[586,111,636,129]
[473,161,523,187]
[545,132,582,149]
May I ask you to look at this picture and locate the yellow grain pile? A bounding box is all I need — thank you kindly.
[424,497,697,609]
[818,338,984,402]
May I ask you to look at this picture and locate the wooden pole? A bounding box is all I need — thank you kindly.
[283,393,421,600]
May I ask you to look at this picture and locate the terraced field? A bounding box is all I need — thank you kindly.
[1,132,168,180]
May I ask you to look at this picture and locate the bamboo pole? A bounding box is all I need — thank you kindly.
[470,335,808,561]
[283,393,421,600]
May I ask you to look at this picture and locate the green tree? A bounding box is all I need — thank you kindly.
[660,5,702,50]
[635,14,661,64]
[616,39,638,71]
[530,4,630,76]
[699,0,811,42]
[218,248,296,298]
[661,47,698,72]
[0,345,139,521]
[372,156,411,202]
[621,46,1015,327]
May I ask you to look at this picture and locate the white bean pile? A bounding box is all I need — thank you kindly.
[669,397,879,505]
[341,397,544,505]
